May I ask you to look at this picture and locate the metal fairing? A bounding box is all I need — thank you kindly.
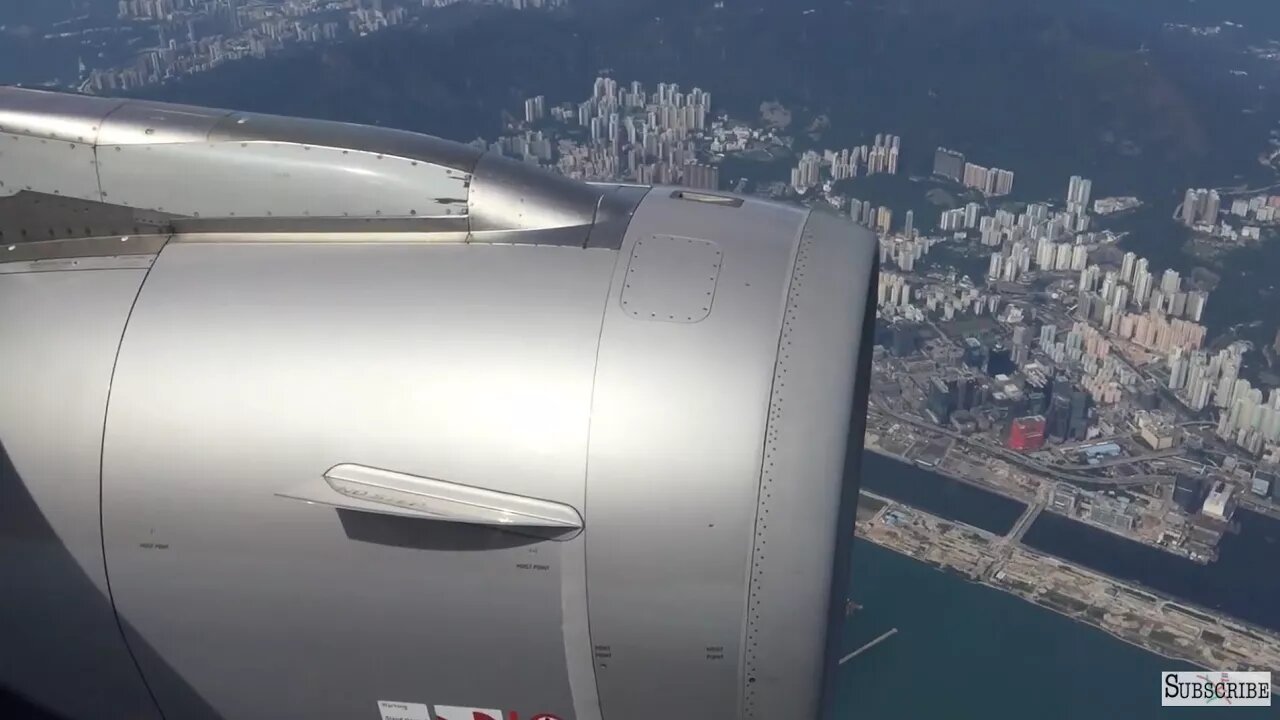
[0,86,124,143]
[0,133,101,201]
[584,196,876,719]
[95,142,470,218]
[207,111,485,173]
[0,88,643,248]
[741,208,876,719]
[0,269,161,720]
[0,192,176,248]
[0,87,478,219]
[468,153,605,235]
[100,240,619,720]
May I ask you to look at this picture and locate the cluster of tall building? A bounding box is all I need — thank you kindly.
[932,146,1013,196]
[938,362,1092,445]
[548,78,718,189]
[877,273,915,315]
[891,320,1097,444]
[1166,342,1280,456]
[1066,176,1093,215]
[938,202,984,232]
[932,147,966,182]
[1073,252,1209,352]
[483,129,554,164]
[92,0,413,92]
[1180,188,1223,227]
[973,196,1091,261]
[876,272,1001,323]
[1033,238,1091,273]
[986,234,1092,285]
[1034,321,1137,407]
[789,134,900,193]
[963,163,1015,197]
[1168,344,1243,411]
[849,198,897,235]
[523,95,547,123]
[878,232,939,272]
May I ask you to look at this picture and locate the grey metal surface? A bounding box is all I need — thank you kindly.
[101,240,619,720]
[0,268,161,720]
[468,153,605,237]
[740,208,877,719]
[0,88,646,253]
[0,255,156,274]
[1,235,169,264]
[585,184,651,250]
[0,132,101,201]
[0,192,176,243]
[0,85,124,142]
[169,215,470,236]
[618,234,722,323]
[210,110,484,174]
[583,187,810,719]
[0,87,884,720]
[98,100,233,146]
[96,141,470,218]
[466,226,591,247]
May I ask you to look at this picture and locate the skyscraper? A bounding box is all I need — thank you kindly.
[1181,188,1204,226]
[964,202,981,229]
[933,147,965,182]
[1120,251,1137,284]
[1067,175,1092,213]
[963,163,988,191]
[993,168,1015,197]
[1204,190,1221,223]
[876,207,893,235]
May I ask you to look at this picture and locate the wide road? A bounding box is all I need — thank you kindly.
[869,404,1178,486]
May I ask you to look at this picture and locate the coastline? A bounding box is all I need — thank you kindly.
[853,489,1280,683]
[864,433,1214,563]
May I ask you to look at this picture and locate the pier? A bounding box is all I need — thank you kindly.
[838,627,899,665]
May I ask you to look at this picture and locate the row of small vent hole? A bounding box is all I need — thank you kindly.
[0,226,149,241]
[743,232,812,712]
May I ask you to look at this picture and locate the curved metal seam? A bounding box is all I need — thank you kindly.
[738,210,811,719]
[574,227,631,720]
[96,245,169,720]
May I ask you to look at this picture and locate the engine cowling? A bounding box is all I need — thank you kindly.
[0,87,877,720]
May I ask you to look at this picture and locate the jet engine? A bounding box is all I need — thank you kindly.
[0,87,878,720]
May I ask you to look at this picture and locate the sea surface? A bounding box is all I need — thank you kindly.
[864,452,1280,634]
[860,453,1025,535]
[834,542,1275,719]
[850,453,1280,717]
[1025,510,1280,634]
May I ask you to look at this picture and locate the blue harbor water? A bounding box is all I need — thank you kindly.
[1024,510,1280,634]
[861,452,1280,635]
[859,453,1025,535]
[835,543,1274,720]
[845,452,1280,718]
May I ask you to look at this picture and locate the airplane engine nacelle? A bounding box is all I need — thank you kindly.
[0,87,877,720]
